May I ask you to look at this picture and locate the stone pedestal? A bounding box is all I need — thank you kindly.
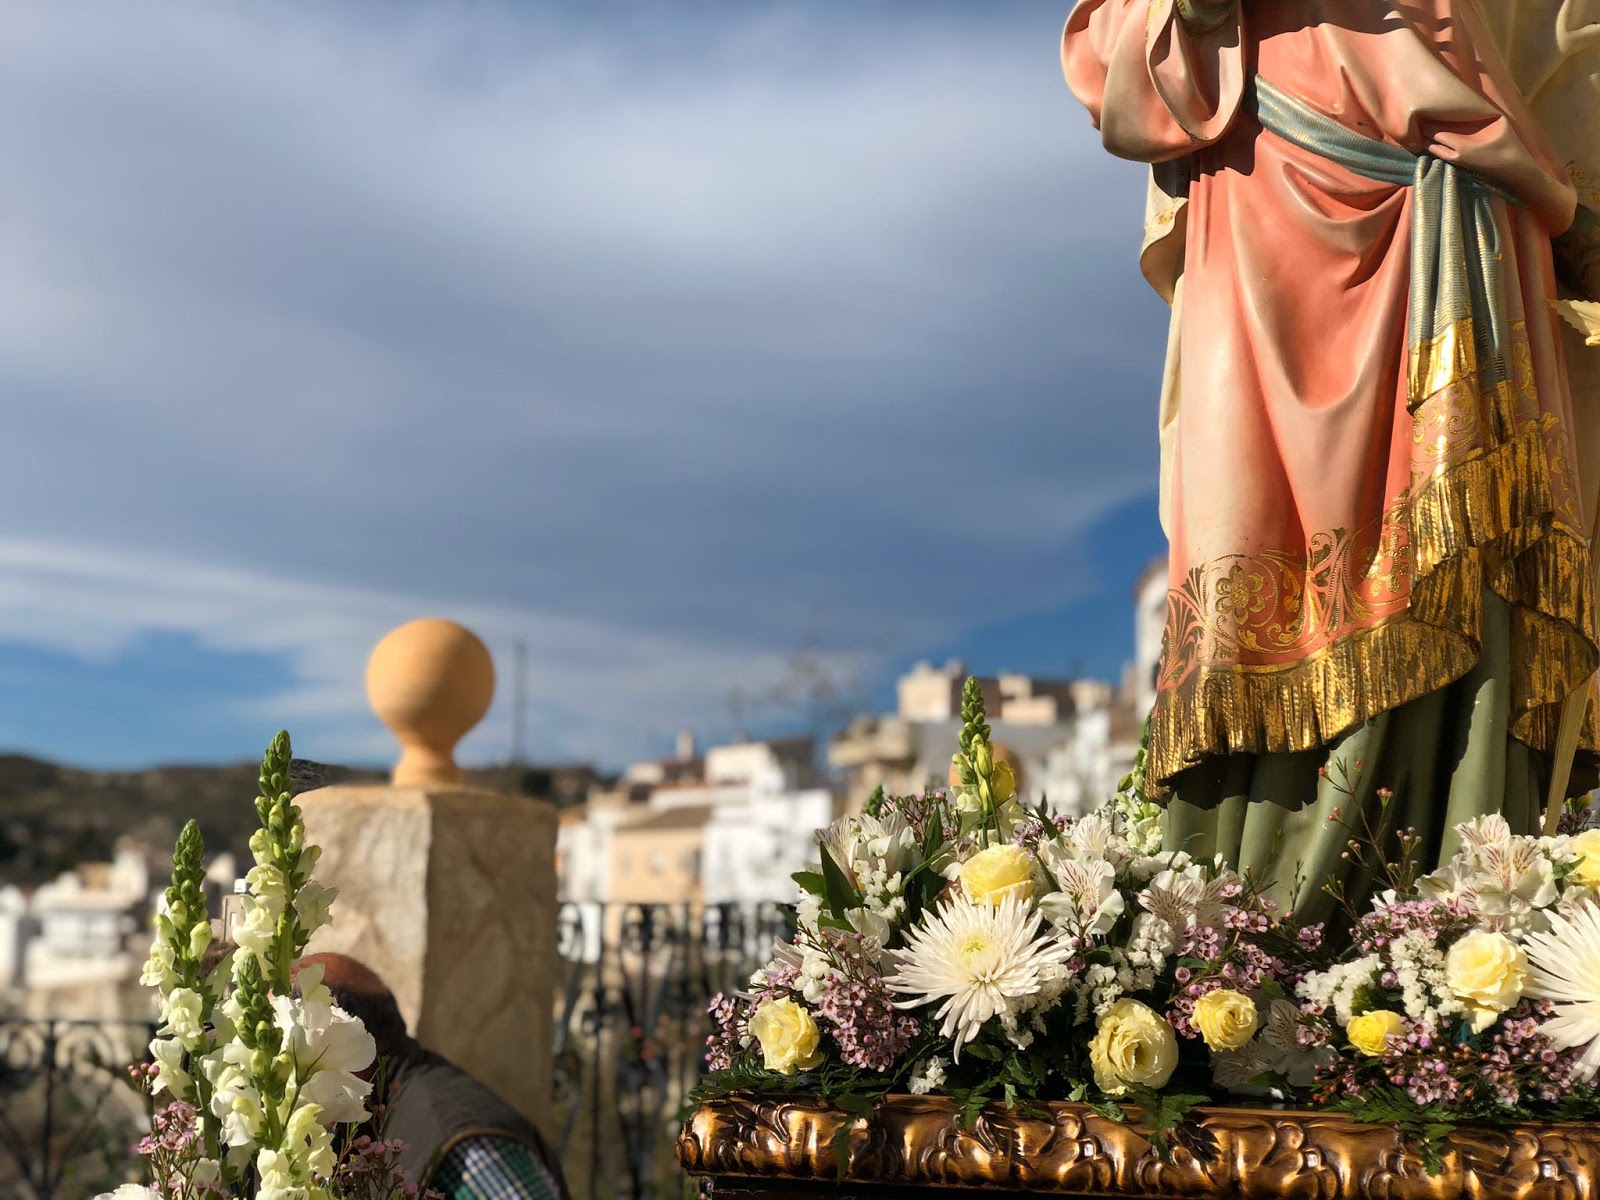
[299,784,557,1131]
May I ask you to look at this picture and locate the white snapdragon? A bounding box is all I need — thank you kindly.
[272,994,376,1125]
[203,1042,266,1150]
[160,987,206,1050]
[232,895,281,962]
[139,938,179,992]
[295,880,338,937]
[148,1036,192,1098]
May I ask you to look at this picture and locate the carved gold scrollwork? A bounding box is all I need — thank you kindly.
[678,1095,1600,1200]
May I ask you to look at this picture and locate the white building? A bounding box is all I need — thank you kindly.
[557,735,840,911]
[831,558,1170,820]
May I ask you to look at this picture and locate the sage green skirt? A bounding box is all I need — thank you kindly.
[1163,592,1585,924]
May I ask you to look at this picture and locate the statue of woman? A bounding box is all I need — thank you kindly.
[1062,0,1600,918]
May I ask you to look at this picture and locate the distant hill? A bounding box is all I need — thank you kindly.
[0,756,385,886]
[0,754,606,887]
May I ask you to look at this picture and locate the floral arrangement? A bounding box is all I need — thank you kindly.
[103,733,435,1200]
[694,678,1600,1165]
[1294,808,1600,1165]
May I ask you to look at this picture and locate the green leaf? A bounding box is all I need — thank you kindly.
[831,1120,853,1182]
[790,870,825,896]
[1087,1098,1125,1123]
[819,843,860,921]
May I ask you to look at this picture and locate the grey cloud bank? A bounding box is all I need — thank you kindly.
[0,1,1167,767]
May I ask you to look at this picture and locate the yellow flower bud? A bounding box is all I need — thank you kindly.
[991,760,1016,804]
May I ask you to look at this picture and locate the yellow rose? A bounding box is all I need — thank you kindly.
[1347,1009,1407,1057]
[747,998,824,1075]
[1193,989,1258,1052]
[1570,829,1600,888]
[959,844,1035,906]
[1445,930,1527,1032]
[1089,999,1179,1095]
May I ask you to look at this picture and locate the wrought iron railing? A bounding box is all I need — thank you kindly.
[551,901,795,1200]
[0,901,791,1200]
[0,1016,158,1200]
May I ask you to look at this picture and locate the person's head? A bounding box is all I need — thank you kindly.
[292,952,410,1069]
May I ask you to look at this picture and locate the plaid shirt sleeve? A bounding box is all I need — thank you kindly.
[431,1134,564,1200]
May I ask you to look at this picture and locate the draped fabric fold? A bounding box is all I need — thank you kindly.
[1062,0,1600,914]
[1063,0,1596,798]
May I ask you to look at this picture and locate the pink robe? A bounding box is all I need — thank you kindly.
[1063,0,1597,791]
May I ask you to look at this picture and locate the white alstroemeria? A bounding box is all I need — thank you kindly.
[1139,863,1230,931]
[160,987,206,1050]
[847,905,893,946]
[1473,840,1558,928]
[1064,812,1119,860]
[1422,821,1558,931]
[1211,1044,1270,1093]
[885,892,1072,1059]
[1037,847,1124,938]
[148,1036,192,1098]
[93,1187,160,1200]
[1523,899,1600,1080]
[1257,998,1326,1088]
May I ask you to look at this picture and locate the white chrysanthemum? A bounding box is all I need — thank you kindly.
[885,893,1071,1059]
[1523,899,1600,1079]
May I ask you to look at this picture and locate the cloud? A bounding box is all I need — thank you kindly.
[0,537,865,768]
[0,1,1166,765]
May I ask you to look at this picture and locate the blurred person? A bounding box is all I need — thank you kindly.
[295,952,569,1200]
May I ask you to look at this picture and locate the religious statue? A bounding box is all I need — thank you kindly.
[1062,0,1600,918]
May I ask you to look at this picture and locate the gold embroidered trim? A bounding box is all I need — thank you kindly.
[1150,316,1597,792]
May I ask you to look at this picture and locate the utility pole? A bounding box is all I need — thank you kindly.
[511,639,527,767]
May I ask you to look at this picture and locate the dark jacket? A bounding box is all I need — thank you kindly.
[381,1039,570,1200]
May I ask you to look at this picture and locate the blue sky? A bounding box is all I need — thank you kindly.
[0,0,1168,771]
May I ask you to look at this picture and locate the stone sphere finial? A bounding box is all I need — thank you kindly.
[366,619,495,787]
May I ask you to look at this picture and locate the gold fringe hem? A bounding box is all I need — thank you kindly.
[1149,417,1598,795]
